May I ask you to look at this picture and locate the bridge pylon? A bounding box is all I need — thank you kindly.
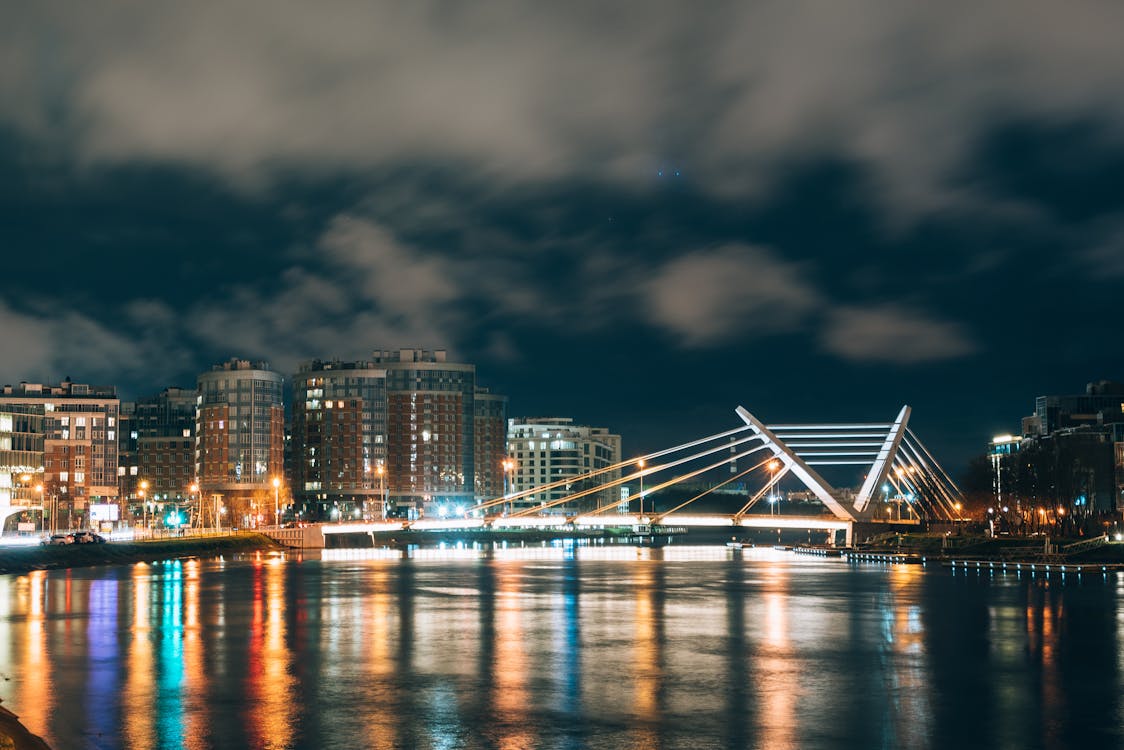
[736,405,962,523]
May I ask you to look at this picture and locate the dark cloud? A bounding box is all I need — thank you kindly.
[5,1,1124,212]
[2,2,1124,471]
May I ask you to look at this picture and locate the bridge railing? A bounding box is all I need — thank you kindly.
[1058,534,1109,556]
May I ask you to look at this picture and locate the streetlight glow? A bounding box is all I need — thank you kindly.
[272,476,281,527]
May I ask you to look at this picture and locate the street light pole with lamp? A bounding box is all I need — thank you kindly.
[377,465,387,520]
[35,483,44,532]
[139,480,150,534]
[502,459,515,516]
[272,476,281,527]
[637,459,647,519]
[189,482,199,529]
[767,459,781,516]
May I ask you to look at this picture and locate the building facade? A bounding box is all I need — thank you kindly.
[0,403,45,531]
[0,380,119,529]
[195,360,285,526]
[291,359,388,520]
[289,349,501,520]
[120,387,198,526]
[991,380,1124,514]
[473,388,508,503]
[381,349,477,516]
[506,417,622,513]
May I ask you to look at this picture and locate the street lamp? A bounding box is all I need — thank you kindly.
[35,484,44,532]
[272,476,281,527]
[189,482,199,529]
[376,465,387,520]
[502,459,515,515]
[767,459,781,514]
[139,480,150,533]
[637,459,647,518]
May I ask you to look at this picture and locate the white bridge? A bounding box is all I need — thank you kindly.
[266,405,960,549]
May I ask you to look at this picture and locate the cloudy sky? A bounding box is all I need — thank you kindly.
[3,0,1124,472]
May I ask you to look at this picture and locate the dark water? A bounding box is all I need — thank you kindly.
[1,544,1122,750]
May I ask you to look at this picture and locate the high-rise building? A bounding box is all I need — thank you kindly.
[992,380,1124,513]
[474,388,508,503]
[0,403,45,531]
[506,417,622,513]
[0,380,120,528]
[291,359,387,520]
[121,388,197,520]
[381,349,476,517]
[1030,380,1124,435]
[290,349,502,519]
[195,360,285,526]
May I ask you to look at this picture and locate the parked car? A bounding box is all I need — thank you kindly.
[41,533,75,545]
[71,530,107,544]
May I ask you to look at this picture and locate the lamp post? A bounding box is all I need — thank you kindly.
[35,484,44,532]
[139,480,149,535]
[377,465,387,520]
[767,459,780,516]
[637,459,646,519]
[189,482,199,530]
[502,459,515,516]
[272,476,281,527]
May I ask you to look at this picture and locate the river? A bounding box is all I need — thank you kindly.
[0,543,1121,749]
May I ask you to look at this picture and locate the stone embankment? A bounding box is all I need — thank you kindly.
[0,705,52,749]
[0,533,283,576]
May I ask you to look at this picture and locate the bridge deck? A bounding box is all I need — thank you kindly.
[316,512,886,536]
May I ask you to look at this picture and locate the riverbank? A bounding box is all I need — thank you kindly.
[0,533,284,576]
[0,705,51,749]
[864,532,1124,564]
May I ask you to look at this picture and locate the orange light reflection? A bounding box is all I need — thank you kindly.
[494,564,533,750]
[246,559,295,748]
[123,564,155,750]
[20,571,52,740]
[632,564,662,748]
[757,567,796,750]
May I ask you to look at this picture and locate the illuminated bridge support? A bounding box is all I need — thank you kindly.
[735,405,961,523]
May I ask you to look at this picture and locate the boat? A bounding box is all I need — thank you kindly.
[726,538,747,549]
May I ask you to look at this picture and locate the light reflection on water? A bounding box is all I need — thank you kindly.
[0,546,1122,749]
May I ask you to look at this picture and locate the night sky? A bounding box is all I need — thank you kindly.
[3,2,1123,474]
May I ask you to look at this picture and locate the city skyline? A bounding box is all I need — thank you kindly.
[4,3,1124,474]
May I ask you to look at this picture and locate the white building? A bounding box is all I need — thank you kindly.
[506,418,621,513]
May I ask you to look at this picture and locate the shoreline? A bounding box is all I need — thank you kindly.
[0,705,51,750]
[0,533,284,577]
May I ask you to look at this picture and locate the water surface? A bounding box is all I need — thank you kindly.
[0,544,1120,749]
